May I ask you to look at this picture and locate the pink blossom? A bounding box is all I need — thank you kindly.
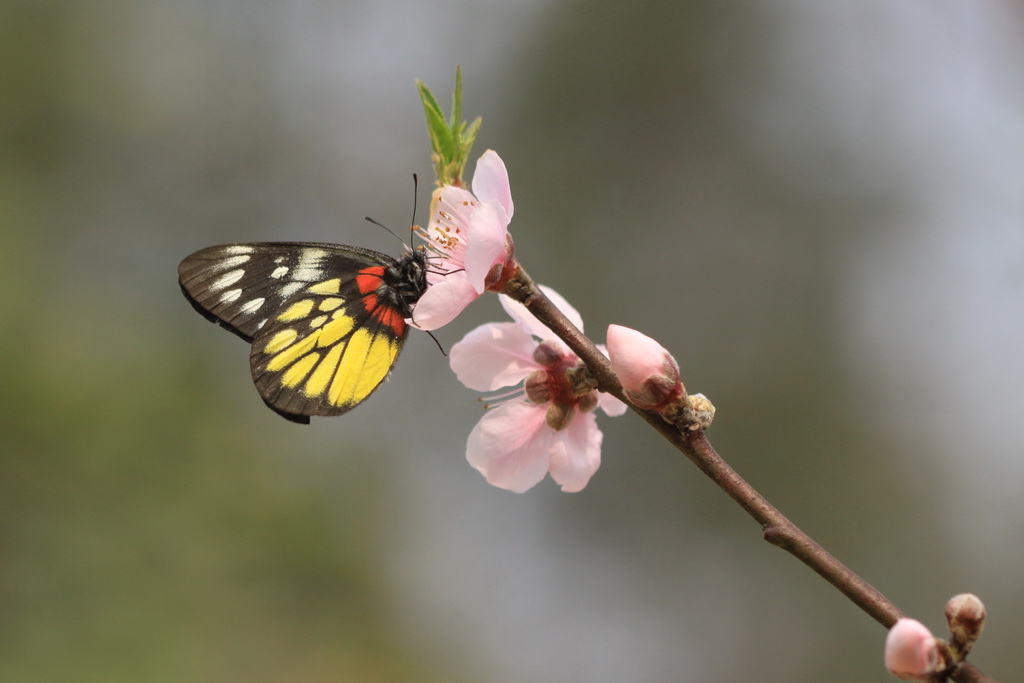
[411,150,515,330]
[884,618,941,680]
[606,324,683,410]
[450,287,626,493]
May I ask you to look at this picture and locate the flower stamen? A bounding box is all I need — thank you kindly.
[477,386,527,410]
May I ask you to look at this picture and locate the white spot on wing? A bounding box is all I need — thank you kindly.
[215,255,250,270]
[279,281,304,297]
[271,266,289,279]
[224,245,255,256]
[291,249,329,281]
[209,268,245,291]
[220,288,242,303]
[239,297,265,314]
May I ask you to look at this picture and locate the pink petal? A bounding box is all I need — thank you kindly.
[409,274,479,331]
[422,185,475,283]
[463,201,509,292]
[598,392,628,417]
[547,410,603,493]
[499,284,584,340]
[471,150,514,222]
[449,322,540,391]
[466,401,554,493]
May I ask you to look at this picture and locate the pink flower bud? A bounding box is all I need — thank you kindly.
[885,618,941,680]
[605,325,683,410]
[945,593,985,654]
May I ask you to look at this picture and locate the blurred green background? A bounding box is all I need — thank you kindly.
[3,1,1023,681]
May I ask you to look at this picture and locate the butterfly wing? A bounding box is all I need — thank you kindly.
[178,242,416,423]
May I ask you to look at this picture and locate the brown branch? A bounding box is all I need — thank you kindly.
[501,261,994,683]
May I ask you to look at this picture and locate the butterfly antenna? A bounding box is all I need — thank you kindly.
[364,216,406,248]
[365,173,422,252]
[409,173,420,246]
[425,328,447,357]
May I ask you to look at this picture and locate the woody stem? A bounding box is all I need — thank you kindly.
[499,260,992,683]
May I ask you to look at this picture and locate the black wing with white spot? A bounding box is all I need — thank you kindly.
[177,242,399,342]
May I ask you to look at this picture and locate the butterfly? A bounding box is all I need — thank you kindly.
[178,242,428,423]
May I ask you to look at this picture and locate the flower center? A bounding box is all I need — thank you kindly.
[524,341,600,431]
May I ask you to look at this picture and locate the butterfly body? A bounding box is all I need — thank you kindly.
[178,242,427,423]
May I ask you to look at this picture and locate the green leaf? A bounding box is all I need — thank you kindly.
[417,80,451,154]
[462,116,482,158]
[451,65,463,129]
[417,67,481,186]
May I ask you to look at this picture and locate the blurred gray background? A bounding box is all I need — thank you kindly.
[3,1,1023,681]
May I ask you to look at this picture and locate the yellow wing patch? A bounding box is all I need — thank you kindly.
[264,329,298,354]
[327,328,397,407]
[318,297,344,312]
[278,299,315,322]
[307,278,341,295]
[281,352,320,387]
[305,343,345,396]
[256,308,401,413]
[265,330,320,372]
[316,314,353,348]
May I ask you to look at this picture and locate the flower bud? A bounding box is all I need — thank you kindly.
[605,324,684,410]
[884,618,941,680]
[533,340,566,368]
[682,393,716,430]
[945,593,985,655]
